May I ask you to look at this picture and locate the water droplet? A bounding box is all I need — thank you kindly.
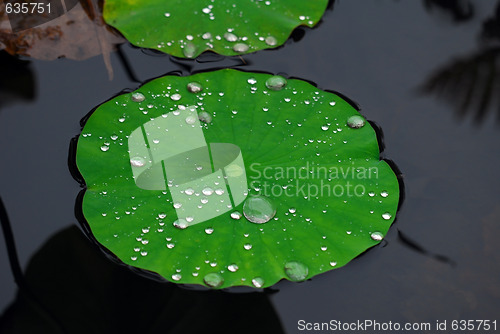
[215,188,224,195]
[288,208,296,214]
[158,212,166,219]
[202,32,212,39]
[205,227,214,234]
[252,277,264,288]
[371,231,384,241]
[321,124,330,131]
[198,111,212,123]
[228,264,239,272]
[230,211,242,220]
[265,36,277,46]
[284,261,309,281]
[243,195,276,224]
[167,243,175,249]
[233,43,249,53]
[173,202,182,209]
[347,115,366,129]
[131,92,145,102]
[224,32,238,42]
[185,115,197,125]
[265,76,287,91]
[183,43,197,58]
[201,198,209,204]
[172,273,182,281]
[329,261,337,267]
[187,82,203,93]
[130,157,146,167]
[382,212,392,220]
[171,93,182,101]
[164,12,170,17]
[244,243,253,250]
[100,145,109,152]
[321,246,327,251]
[247,78,257,85]
[204,273,224,288]
[380,191,389,198]
[202,187,214,196]
[173,219,188,229]
[368,191,375,197]
[184,188,194,195]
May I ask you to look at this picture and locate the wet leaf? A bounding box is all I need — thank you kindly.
[74,69,400,289]
[103,0,329,58]
[0,1,124,77]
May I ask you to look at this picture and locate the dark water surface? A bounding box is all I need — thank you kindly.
[1,1,500,333]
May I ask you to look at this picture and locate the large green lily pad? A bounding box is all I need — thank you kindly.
[103,0,329,58]
[75,69,400,289]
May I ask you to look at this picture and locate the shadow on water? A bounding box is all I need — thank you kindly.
[422,0,474,23]
[420,0,500,125]
[0,222,284,334]
[0,51,36,110]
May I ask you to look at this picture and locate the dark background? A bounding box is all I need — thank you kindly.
[1,0,499,333]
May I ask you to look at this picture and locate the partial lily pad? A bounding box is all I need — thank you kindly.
[75,69,400,289]
[103,0,329,58]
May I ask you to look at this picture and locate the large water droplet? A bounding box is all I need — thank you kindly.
[198,111,212,123]
[244,243,252,250]
[204,273,224,288]
[252,277,264,288]
[347,115,366,129]
[131,92,145,102]
[172,273,182,281]
[100,145,109,152]
[243,195,276,224]
[187,82,203,93]
[130,157,146,167]
[265,36,277,46]
[370,231,384,241]
[230,211,242,220]
[205,227,214,235]
[183,43,197,58]
[233,43,249,53]
[382,212,392,220]
[265,76,287,91]
[202,187,214,196]
[284,261,308,281]
[224,32,238,42]
[228,264,239,272]
[171,93,182,101]
[173,219,188,229]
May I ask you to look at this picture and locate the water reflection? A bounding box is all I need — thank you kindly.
[422,0,474,23]
[0,226,284,334]
[0,51,36,110]
[420,1,500,124]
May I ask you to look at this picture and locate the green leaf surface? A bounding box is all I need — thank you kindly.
[103,0,329,58]
[75,69,400,289]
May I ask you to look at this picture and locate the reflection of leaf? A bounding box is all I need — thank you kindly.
[0,51,36,109]
[0,226,285,333]
[422,0,474,23]
[74,69,400,289]
[0,1,124,78]
[419,48,500,124]
[103,0,329,58]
